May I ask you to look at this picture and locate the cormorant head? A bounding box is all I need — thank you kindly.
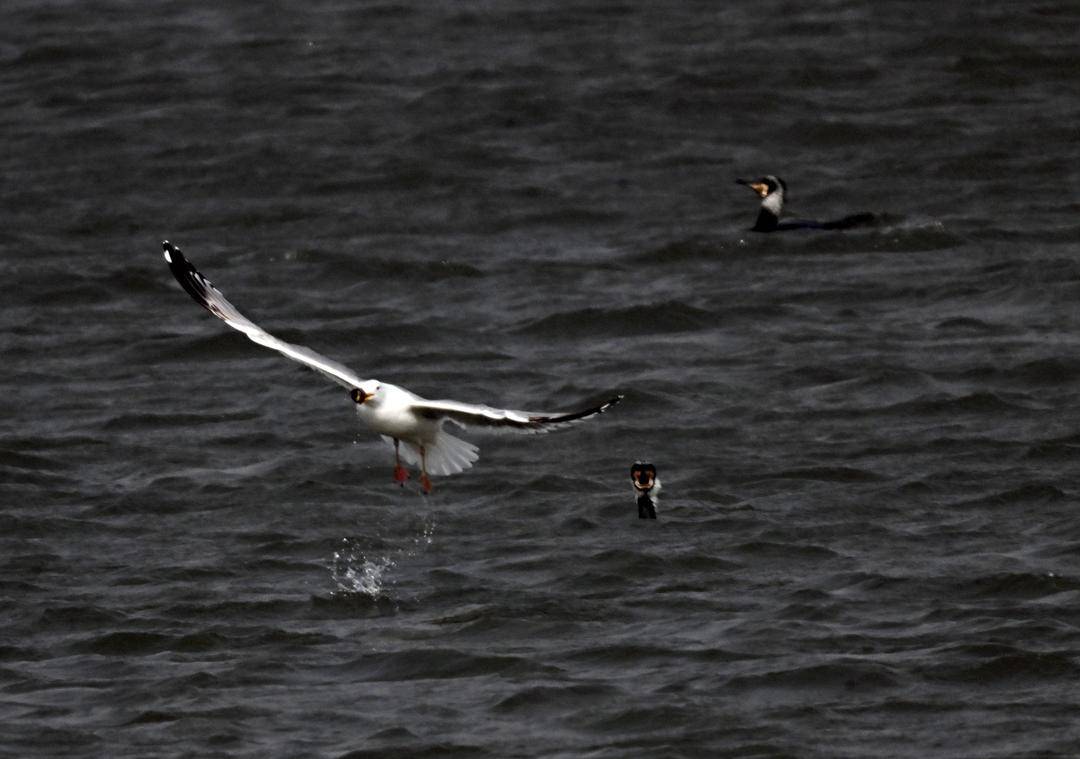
[736,175,786,200]
[736,175,786,222]
[630,461,657,493]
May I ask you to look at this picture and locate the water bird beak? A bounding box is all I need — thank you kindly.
[736,178,769,198]
[633,476,654,492]
[630,463,656,492]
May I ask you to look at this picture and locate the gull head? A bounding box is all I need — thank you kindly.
[350,381,381,405]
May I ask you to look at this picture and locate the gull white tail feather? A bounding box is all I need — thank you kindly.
[385,434,480,477]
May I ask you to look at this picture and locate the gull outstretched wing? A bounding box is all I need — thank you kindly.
[410,395,623,434]
[162,241,367,390]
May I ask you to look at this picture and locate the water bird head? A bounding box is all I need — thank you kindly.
[736,175,786,200]
[630,461,657,493]
[350,381,381,405]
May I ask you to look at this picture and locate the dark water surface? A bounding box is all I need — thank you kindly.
[4,2,1080,757]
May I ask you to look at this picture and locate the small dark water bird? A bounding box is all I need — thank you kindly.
[630,461,660,519]
[736,175,877,232]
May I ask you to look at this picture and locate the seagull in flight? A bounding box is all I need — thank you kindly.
[162,241,622,493]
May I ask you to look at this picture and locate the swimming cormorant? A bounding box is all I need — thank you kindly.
[630,461,660,519]
[736,175,876,232]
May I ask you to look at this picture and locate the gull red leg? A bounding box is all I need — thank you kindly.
[392,438,409,485]
[419,445,433,494]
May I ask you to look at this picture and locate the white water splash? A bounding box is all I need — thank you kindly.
[331,545,396,597]
[330,515,437,599]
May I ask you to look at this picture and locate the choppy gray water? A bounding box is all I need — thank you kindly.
[3,2,1080,757]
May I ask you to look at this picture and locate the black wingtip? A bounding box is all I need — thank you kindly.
[589,394,623,417]
[162,240,181,263]
[528,393,623,426]
[161,240,217,315]
[162,241,194,279]
[604,395,624,411]
[162,239,194,282]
